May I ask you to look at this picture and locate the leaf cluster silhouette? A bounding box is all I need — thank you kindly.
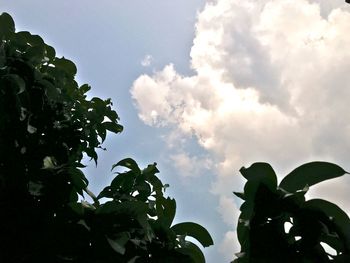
[234,162,350,262]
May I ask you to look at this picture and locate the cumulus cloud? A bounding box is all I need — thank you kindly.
[219,231,240,262]
[131,0,350,259]
[170,152,212,178]
[218,195,241,226]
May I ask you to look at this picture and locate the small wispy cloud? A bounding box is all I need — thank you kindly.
[141,54,153,67]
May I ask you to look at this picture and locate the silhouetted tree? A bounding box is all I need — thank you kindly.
[0,12,213,263]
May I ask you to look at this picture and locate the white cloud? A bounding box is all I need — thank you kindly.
[217,195,241,226]
[170,152,212,178]
[141,54,153,67]
[219,231,240,262]
[131,0,350,259]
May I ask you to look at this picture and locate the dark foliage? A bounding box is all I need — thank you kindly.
[234,162,350,263]
[0,13,212,263]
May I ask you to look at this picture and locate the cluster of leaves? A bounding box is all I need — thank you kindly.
[233,162,350,263]
[86,158,213,262]
[0,12,212,263]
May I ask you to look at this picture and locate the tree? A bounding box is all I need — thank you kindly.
[0,12,213,263]
[233,162,350,263]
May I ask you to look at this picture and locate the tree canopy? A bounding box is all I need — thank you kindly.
[0,12,212,263]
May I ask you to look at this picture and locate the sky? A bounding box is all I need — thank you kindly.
[2,0,350,262]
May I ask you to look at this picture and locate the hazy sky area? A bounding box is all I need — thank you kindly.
[2,0,350,262]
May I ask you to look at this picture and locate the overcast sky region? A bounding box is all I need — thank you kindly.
[2,0,350,262]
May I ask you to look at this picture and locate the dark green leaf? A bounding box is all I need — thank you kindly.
[149,174,163,194]
[54,57,77,75]
[177,242,206,263]
[24,45,45,64]
[135,181,151,201]
[162,197,177,227]
[142,163,159,176]
[0,13,15,37]
[103,121,123,134]
[41,79,60,100]
[127,256,141,263]
[98,126,107,142]
[332,254,350,263]
[320,233,345,252]
[16,31,44,46]
[97,186,113,200]
[233,192,245,200]
[79,83,91,94]
[106,232,130,255]
[171,222,213,247]
[3,74,25,94]
[110,171,136,195]
[279,162,347,192]
[0,42,5,67]
[45,44,56,60]
[69,167,88,196]
[240,162,277,190]
[68,202,84,216]
[303,198,350,251]
[112,158,141,174]
[96,200,148,216]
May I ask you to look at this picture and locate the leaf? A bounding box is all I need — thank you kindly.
[96,200,148,216]
[68,202,84,216]
[97,186,113,199]
[54,57,77,76]
[24,45,45,64]
[79,84,91,94]
[279,162,347,192]
[240,162,277,190]
[303,198,350,251]
[3,74,25,94]
[45,44,56,60]
[69,167,88,196]
[110,170,135,195]
[162,197,177,227]
[171,222,213,247]
[97,124,107,142]
[27,123,37,134]
[41,79,60,100]
[106,232,130,255]
[0,12,15,37]
[142,163,159,176]
[0,43,5,67]
[127,256,141,263]
[233,192,245,200]
[237,216,250,251]
[332,254,350,263]
[112,158,141,174]
[149,174,163,194]
[177,242,206,263]
[135,181,151,201]
[320,233,345,252]
[103,121,123,134]
[42,156,57,169]
[163,183,170,191]
[16,31,44,47]
[85,147,98,165]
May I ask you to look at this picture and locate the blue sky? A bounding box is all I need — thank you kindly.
[2,0,350,262]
